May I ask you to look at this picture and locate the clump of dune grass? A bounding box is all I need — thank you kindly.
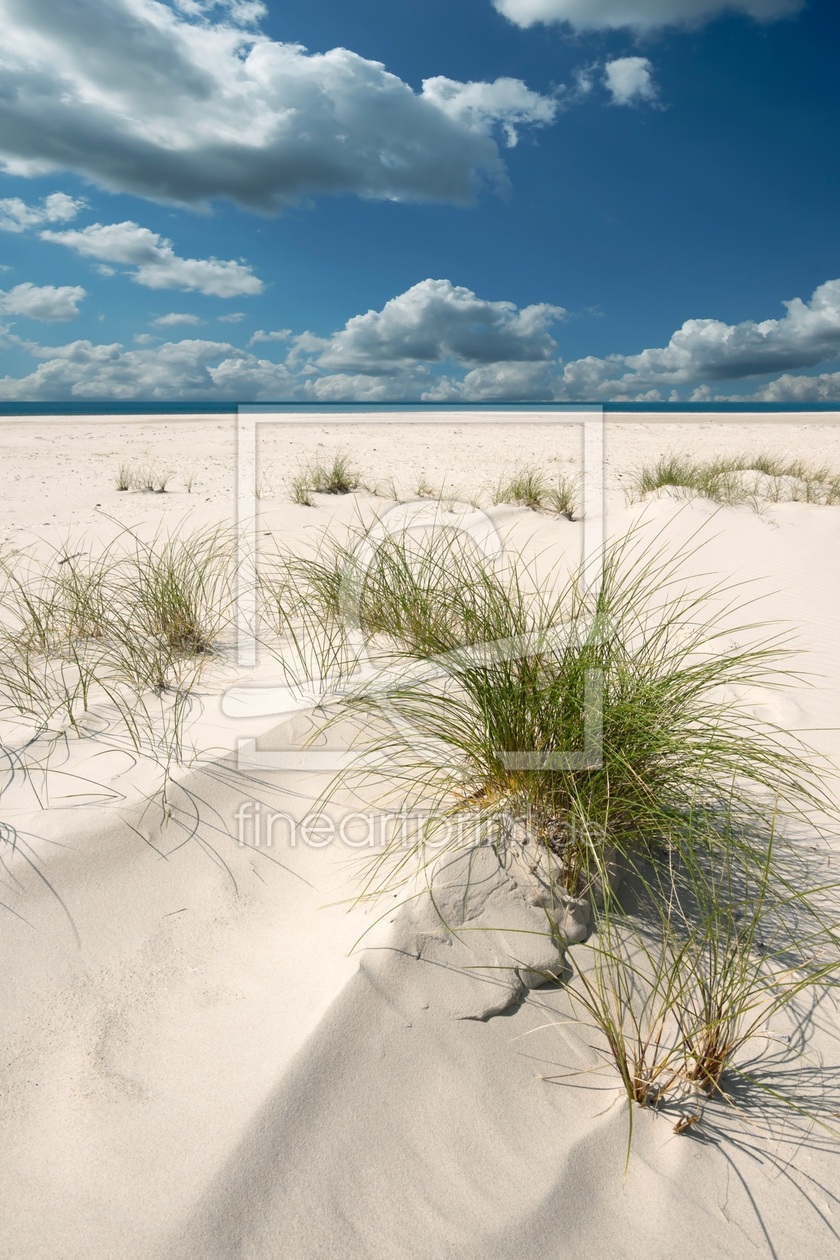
[132,464,172,493]
[672,836,839,1100]
[289,473,314,507]
[554,902,692,1111]
[632,453,840,509]
[0,543,118,733]
[256,515,840,1056]
[371,474,401,502]
[414,474,437,499]
[304,520,827,895]
[274,518,837,959]
[290,449,363,501]
[310,450,362,495]
[263,519,499,670]
[271,511,839,1139]
[493,466,549,510]
[117,523,235,688]
[493,466,579,518]
[0,524,235,753]
[547,474,578,519]
[287,450,363,505]
[112,462,173,494]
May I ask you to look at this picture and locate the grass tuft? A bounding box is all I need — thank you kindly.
[493,466,549,510]
[290,473,314,507]
[271,512,839,1131]
[288,450,362,504]
[414,474,438,500]
[632,453,840,509]
[0,524,235,749]
[547,474,578,519]
[113,462,173,493]
[493,465,579,517]
[308,520,827,895]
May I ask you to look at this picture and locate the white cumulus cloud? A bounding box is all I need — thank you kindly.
[604,58,658,107]
[303,370,431,402]
[751,370,840,402]
[0,336,297,400]
[310,279,566,373]
[554,278,840,398]
[5,276,837,403]
[0,191,86,233]
[0,0,556,211]
[0,281,85,320]
[422,77,557,147]
[423,360,561,401]
[492,0,804,31]
[40,220,263,297]
[248,328,292,345]
[172,0,267,23]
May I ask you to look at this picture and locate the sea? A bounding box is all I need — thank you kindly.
[0,402,838,417]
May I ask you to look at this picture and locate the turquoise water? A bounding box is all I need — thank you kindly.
[0,401,838,417]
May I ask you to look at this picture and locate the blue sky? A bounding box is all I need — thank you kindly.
[0,0,838,402]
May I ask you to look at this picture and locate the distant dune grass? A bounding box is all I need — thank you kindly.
[113,460,173,493]
[492,464,579,517]
[632,452,840,508]
[289,449,364,505]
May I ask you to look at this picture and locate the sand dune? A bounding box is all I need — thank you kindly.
[2,413,840,1259]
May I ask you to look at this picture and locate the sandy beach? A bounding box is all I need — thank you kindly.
[2,410,840,1260]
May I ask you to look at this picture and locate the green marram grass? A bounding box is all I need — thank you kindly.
[493,465,579,518]
[113,462,173,493]
[632,452,840,508]
[282,516,829,894]
[271,512,840,1130]
[0,522,235,769]
[289,449,364,505]
[493,466,548,510]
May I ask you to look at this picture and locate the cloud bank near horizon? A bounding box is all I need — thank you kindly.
[0,274,838,403]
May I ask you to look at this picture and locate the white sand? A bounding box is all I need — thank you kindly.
[1,412,840,1259]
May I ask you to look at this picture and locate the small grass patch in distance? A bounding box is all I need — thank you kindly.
[632,453,840,508]
[493,466,549,510]
[287,449,363,504]
[493,465,579,517]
